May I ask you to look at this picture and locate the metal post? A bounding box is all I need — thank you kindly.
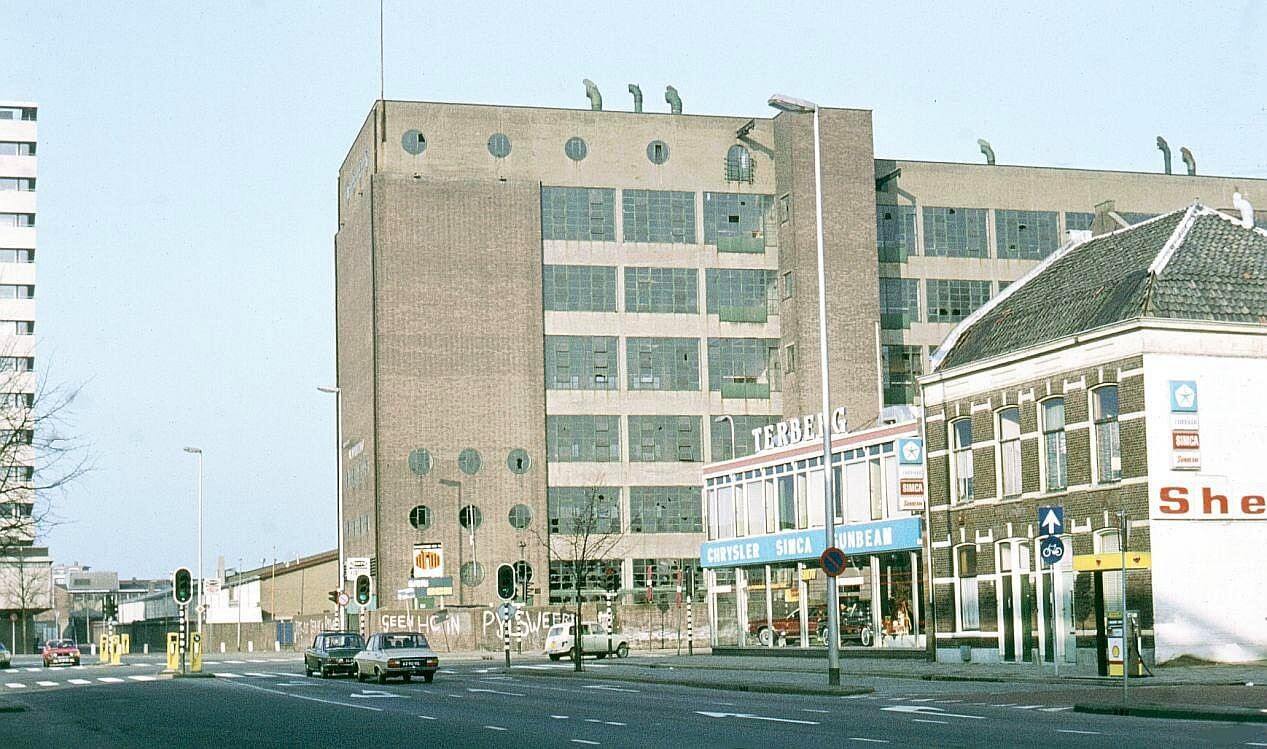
[178,605,187,676]
[606,591,614,656]
[319,387,347,626]
[687,567,695,656]
[503,612,511,670]
[197,455,204,637]
[1119,510,1128,704]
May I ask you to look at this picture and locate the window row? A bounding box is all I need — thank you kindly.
[546,413,779,464]
[881,277,1004,325]
[0,214,34,228]
[547,558,706,603]
[544,265,777,316]
[948,385,1120,505]
[0,107,36,121]
[544,336,780,395]
[542,187,772,250]
[0,142,35,156]
[0,249,34,263]
[0,177,35,191]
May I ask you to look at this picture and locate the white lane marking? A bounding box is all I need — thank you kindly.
[990,703,1016,707]
[604,721,625,726]
[841,694,871,700]
[350,690,407,700]
[585,719,602,723]
[912,719,948,724]
[484,726,507,731]
[467,687,525,697]
[802,709,831,714]
[98,677,124,683]
[244,672,277,678]
[1041,706,1073,712]
[1014,704,1044,710]
[203,661,219,665]
[36,681,58,687]
[850,740,890,744]
[551,715,569,720]
[68,679,91,685]
[6,683,27,688]
[439,669,458,674]
[224,680,382,712]
[936,699,963,703]
[1057,730,1101,735]
[214,673,244,678]
[247,659,268,663]
[127,676,156,682]
[881,705,985,720]
[907,698,937,703]
[696,711,819,725]
[418,715,436,720]
[570,741,600,746]
[224,660,245,664]
[581,684,639,693]
[25,668,42,672]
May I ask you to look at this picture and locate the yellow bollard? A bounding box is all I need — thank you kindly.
[120,633,131,655]
[109,635,122,665]
[98,635,110,664]
[166,632,180,671]
[190,632,203,672]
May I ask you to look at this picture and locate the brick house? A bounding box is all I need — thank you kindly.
[918,201,1267,670]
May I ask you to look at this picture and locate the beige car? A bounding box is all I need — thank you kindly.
[353,632,438,683]
[544,622,629,660]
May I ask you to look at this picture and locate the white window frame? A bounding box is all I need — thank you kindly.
[954,543,980,631]
[1090,385,1122,485]
[996,407,1022,499]
[949,418,974,504]
[1039,397,1067,493]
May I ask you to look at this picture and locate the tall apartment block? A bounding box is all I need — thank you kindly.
[334,90,1263,607]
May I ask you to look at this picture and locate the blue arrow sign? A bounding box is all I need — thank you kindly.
[1040,536,1066,567]
[1038,506,1064,537]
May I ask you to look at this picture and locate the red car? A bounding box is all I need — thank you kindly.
[42,639,81,667]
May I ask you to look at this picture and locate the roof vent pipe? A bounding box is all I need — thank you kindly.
[1233,191,1255,229]
[583,79,602,111]
[665,85,682,114]
[628,84,642,113]
[1156,136,1172,174]
[977,138,995,165]
[1180,146,1196,175]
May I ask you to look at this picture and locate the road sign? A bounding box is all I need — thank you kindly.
[396,588,414,601]
[1038,505,1064,536]
[337,591,350,607]
[819,546,847,577]
[497,602,516,622]
[345,557,371,582]
[1039,536,1065,567]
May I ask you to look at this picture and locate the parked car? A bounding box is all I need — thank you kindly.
[749,602,874,647]
[42,639,81,667]
[544,622,630,660]
[354,632,438,684]
[303,631,364,678]
[0,641,10,668]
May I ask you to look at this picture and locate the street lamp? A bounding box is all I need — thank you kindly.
[439,479,467,605]
[183,447,204,638]
[768,92,841,686]
[713,415,736,460]
[318,386,346,623]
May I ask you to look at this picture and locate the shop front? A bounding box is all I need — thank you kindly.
[700,420,927,652]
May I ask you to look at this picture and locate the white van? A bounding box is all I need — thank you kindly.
[544,622,630,660]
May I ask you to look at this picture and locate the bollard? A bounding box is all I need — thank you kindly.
[247,641,254,653]
[220,642,226,654]
[143,643,149,656]
[274,641,280,652]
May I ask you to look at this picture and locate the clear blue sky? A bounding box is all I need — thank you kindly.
[3,1,1264,578]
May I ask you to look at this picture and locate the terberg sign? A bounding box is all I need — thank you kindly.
[751,407,848,454]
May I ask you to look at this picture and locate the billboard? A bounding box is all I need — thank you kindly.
[412,543,444,579]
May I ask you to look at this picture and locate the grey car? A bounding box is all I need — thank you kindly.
[0,642,10,668]
[354,632,438,684]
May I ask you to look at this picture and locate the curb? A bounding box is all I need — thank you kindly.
[512,668,873,697]
[1074,702,1267,723]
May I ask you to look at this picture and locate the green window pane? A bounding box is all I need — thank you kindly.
[626,337,700,391]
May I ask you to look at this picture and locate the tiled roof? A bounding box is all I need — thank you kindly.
[933,205,1267,371]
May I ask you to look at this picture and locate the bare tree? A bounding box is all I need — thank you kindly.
[535,483,623,672]
[0,358,89,652]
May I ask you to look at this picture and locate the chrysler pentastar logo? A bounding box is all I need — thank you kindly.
[901,441,922,462]
[1173,383,1196,409]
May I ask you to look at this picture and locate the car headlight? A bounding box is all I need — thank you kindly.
[387,659,399,668]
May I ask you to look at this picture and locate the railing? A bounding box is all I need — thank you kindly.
[721,380,771,400]
[718,305,769,324]
[716,234,766,254]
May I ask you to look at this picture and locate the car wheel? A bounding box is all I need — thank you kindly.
[597,652,607,659]
[757,627,774,647]
[860,626,873,647]
[376,668,387,685]
[356,668,366,683]
[548,654,560,662]
[817,627,828,646]
[304,666,312,677]
[423,672,434,683]
[616,643,629,659]
[320,667,329,678]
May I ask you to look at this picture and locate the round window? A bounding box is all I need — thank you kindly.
[646,139,669,165]
[409,505,432,530]
[508,504,532,529]
[458,504,482,531]
[408,448,431,476]
[402,129,427,155]
[488,133,511,158]
[458,448,482,475]
[460,561,485,588]
[507,448,531,474]
[564,136,588,161]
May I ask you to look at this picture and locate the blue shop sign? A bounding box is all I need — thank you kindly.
[699,516,922,569]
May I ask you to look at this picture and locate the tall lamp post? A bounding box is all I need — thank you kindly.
[439,479,465,605]
[768,93,841,686]
[317,386,346,624]
[183,447,204,637]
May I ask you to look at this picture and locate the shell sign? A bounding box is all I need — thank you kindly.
[412,542,444,579]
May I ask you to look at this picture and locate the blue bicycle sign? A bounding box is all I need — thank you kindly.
[1039,536,1065,566]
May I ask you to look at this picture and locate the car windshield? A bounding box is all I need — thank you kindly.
[51,640,76,649]
[381,633,428,649]
[325,635,363,649]
[548,624,568,636]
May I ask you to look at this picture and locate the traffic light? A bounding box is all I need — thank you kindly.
[327,590,340,606]
[496,564,516,602]
[603,566,620,593]
[103,594,117,620]
[173,567,192,605]
[354,574,371,605]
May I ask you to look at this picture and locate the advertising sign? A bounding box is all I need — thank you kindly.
[344,557,370,582]
[412,543,444,579]
[699,516,923,568]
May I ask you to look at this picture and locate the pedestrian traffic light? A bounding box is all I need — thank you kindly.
[327,590,340,606]
[103,594,117,620]
[173,567,192,605]
[354,574,371,605]
[603,566,619,592]
[496,564,516,602]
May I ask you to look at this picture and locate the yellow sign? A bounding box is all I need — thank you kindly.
[166,633,179,671]
[119,633,131,654]
[98,635,110,664]
[1073,552,1151,571]
[109,635,122,665]
[190,633,203,672]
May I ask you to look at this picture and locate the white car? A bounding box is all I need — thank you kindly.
[354,632,439,684]
[544,622,629,660]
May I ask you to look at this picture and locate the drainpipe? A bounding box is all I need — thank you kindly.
[665,85,682,114]
[628,84,642,113]
[1179,147,1196,175]
[583,79,602,111]
[977,139,995,166]
[1155,136,1171,174]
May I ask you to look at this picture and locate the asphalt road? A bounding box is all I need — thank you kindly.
[3,656,1267,747]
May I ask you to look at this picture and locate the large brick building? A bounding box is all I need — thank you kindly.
[333,86,1266,608]
[919,202,1267,668]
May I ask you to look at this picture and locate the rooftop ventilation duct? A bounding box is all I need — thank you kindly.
[665,85,682,114]
[977,138,995,165]
[628,84,642,113]
[583,79,602,111]
[1180,146,1196,175]
[1156,136,1172,174]
[1233,191,1255,228]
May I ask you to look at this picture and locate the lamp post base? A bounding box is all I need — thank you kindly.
[828,667,841,686]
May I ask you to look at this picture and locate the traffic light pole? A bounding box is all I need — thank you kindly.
[178,605,188,676]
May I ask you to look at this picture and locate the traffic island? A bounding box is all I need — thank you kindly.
[512,667,873,697]
[1074,702,1267,723]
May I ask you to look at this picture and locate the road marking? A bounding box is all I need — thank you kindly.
[1057,730,1101,735]
[467,687,525,697]
[570,741,600,746]
[696,711,819,725]
[247,659,268,663]
[990,703,1016,708]
[350,690,407,699]
[439,669,457,674]
[585,719,602,723]
[128,676,156,682]
[1014,704,1044,710]
[35,680,57,686]
[25,668,40,672]
[484,726,507,731]
[224,680,383,712]
[849,740,890,744]
[244,672,276,678]
[418,715,436,720]
[881,705,984,720]
[203,661,219,665]
[802,709,831,713]
[551,715,569,720]
[6,683,26,688]
[604,722,625,726]
[907,698,936,703]
[68,679,91,685]
[214,673,244,678]
[912,719,948,724]
[1041,706,1073,712]
[841,694,871,700]
[936,699,963,703]
[98,677,124,683]
[581,684,639,693]
[224,660,245,664]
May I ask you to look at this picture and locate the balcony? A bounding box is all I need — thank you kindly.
[718,305,768,324]
[721,379,771,400]
[716,234,766,254]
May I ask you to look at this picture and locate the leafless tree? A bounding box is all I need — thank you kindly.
[534,482,624,672]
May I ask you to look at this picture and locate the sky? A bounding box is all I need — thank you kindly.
[2,1,1265,578]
